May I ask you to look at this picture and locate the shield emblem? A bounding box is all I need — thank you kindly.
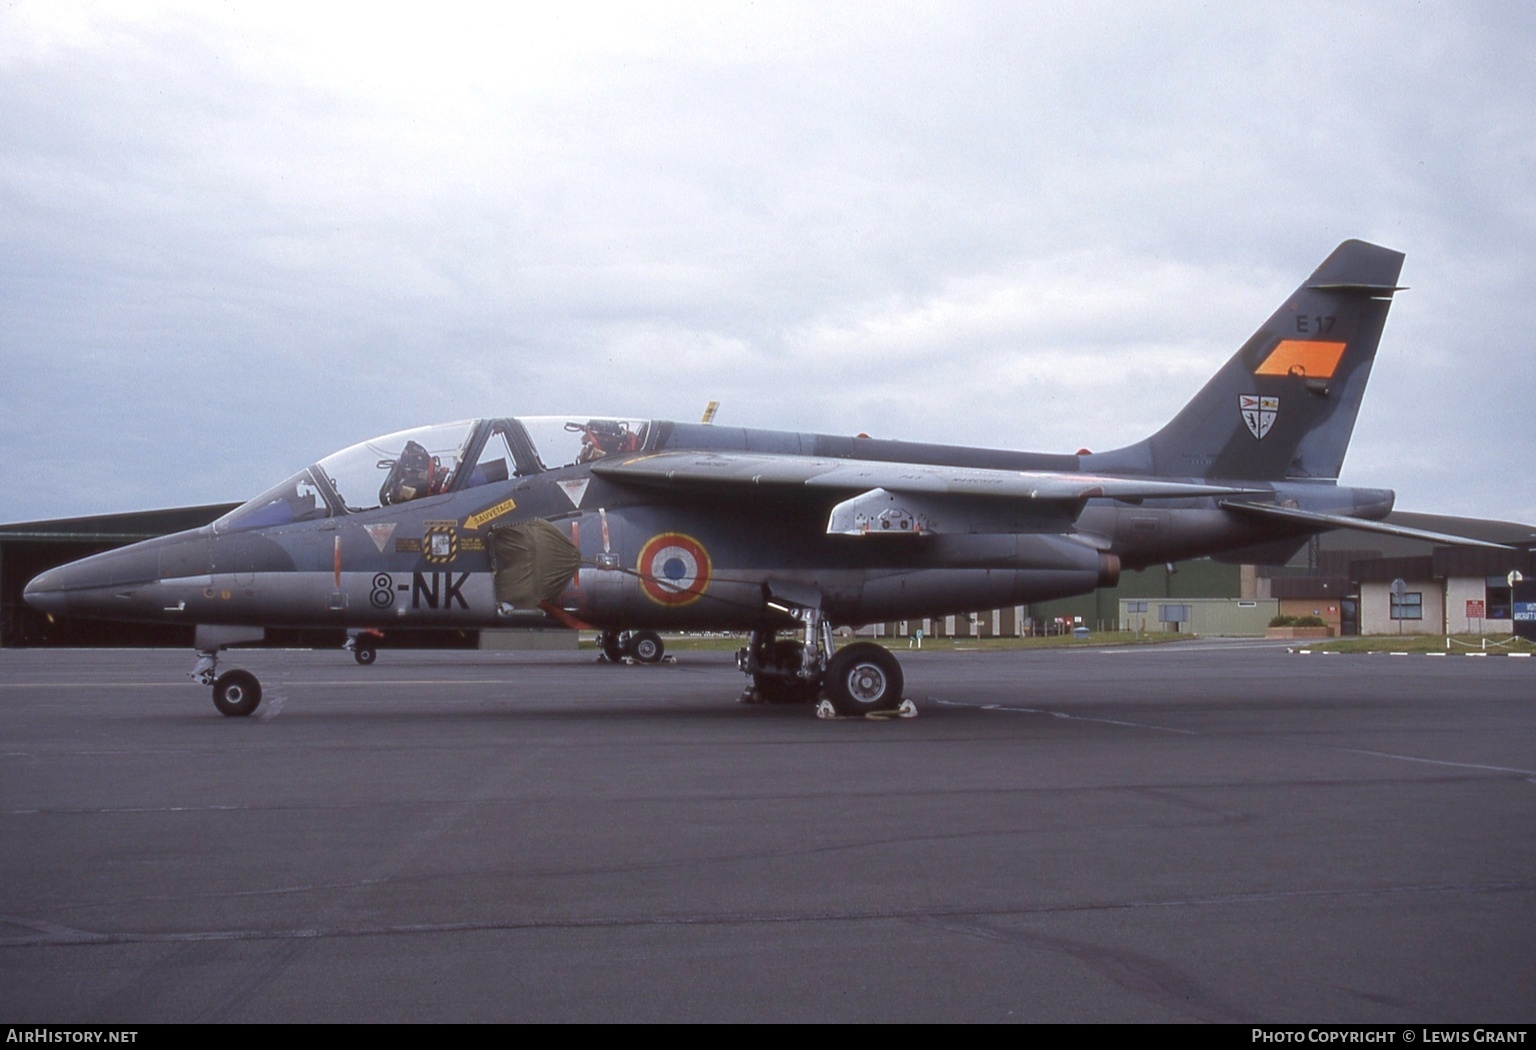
[1240,395,1278,439]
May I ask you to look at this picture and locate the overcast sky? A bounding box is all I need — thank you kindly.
[3,1,1532,526]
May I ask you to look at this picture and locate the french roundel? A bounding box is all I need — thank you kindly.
[638,533,712,606]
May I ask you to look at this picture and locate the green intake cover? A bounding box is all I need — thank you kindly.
[489,519,582,609]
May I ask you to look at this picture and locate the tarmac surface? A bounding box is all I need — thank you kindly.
[1,640,1532,1023]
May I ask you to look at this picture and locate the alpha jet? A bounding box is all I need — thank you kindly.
[24,240,1490,717]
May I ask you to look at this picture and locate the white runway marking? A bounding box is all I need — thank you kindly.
[935,699,1195,734]
[1327,746,1536,778]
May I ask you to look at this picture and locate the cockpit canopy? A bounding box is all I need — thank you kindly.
[214,417,649,533]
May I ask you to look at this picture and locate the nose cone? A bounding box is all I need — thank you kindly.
[23,566,69,616]
[20,528,223,624]
[22,539,166,621]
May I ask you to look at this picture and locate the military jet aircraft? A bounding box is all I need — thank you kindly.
[24,239,1496,717]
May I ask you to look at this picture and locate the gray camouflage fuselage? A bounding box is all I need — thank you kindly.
[23,422,1393,635]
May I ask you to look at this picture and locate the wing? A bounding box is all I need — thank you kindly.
[592,451,1262,536]
[1220,501,1514,550]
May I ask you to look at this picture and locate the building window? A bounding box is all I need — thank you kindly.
[1159,604,1190,624]
[1485,577,1513,620]
[1390,592,1422,621]
[1126,600,1148,614]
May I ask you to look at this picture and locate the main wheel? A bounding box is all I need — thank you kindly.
[212,669,262,717]
[823,643,904,716]
[353,645,377,666]
[629,630,664,664]
[599,631,626,663]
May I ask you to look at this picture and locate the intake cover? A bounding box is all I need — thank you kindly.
[489,519,582,609]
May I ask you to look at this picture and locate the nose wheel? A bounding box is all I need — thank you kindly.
[192,640,265,717]
[212,669,262,717]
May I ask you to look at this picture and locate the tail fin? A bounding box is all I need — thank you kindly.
[1093,239,1405,481]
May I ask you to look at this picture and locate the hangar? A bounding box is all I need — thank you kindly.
[0,504,481,651]
[0,504,235,647]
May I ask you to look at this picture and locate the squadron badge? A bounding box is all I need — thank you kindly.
[1240,394,1278,440]
[423,522,459,565]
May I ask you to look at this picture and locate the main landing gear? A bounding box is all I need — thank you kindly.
[736,607,906,717]
[598,629,666,665]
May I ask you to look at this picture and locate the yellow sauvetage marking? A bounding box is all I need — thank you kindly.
[465,498,518,530]
[1255,340,1347,378]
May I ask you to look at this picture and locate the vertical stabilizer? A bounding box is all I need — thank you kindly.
[1092,240,1405,481]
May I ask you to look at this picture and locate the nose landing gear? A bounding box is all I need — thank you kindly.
[192,625,267,717]
[345,629,384,666]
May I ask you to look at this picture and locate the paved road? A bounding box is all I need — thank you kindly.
[2,643,1531,1022]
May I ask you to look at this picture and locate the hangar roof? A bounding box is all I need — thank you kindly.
[0,504,238,544]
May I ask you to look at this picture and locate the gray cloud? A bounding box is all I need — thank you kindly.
[2,1,1532,524]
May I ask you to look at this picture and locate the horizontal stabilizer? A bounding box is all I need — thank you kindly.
[1306,283,1407,294]
[1220,501,1512,549]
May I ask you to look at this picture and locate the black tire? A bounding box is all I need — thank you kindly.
[629,630,664,664]
[353,645,376,666]
[823,643,904,716]
[212,669,262,717]
[599,631,626,663]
